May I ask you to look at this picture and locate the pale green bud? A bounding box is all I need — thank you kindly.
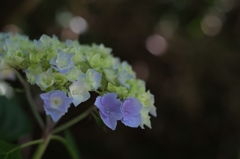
[89,53,101,68]
[103,68,118,84]
[4,50,25,68]
[25,64,43,85]
[107,83,128,99]
[100,56,113,69]
[128,79,146,94]
[65,66,84,82]
[72,48,86,64]
[85,69,102,90]
[140,107,152,129]
[35,68,55,90]
[39,35,52,44]
[29,51,44,64]
[54,72,67,86]
[91,44,112,57]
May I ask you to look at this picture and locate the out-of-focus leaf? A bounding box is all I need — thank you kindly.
[64,130,81,159]
[187,18,204,38]
[0,96,32,141]
[0,140,22,159]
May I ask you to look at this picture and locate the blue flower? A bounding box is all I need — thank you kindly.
[121,97,142,127]
[33,39,43,50]
[68,79,90,107]
[86,69,102,90]
[94,93,123,130]
[50,51,75,74]
[118,70,134,89]
[40,90,73,122]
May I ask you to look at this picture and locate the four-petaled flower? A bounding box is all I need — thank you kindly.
[68,80,90,107]
[94,93,123,130]
[50,51,75,74]
[40,90,73,122]
[121,97,142,127]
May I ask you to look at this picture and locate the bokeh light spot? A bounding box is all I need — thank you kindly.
[56,11,72,28]
[201,15,222,36]
[214,0,235,12]
[0,81,14,99]
[3,24,22,34]
[158,14,179,39]
[61,28,79,40]
[69,16,88,34]
[132,61,150,82]
[145,34,168,56]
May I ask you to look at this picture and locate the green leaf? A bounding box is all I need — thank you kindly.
[0,140,22,159]
[0,96,32,141]
[64,130,81,159]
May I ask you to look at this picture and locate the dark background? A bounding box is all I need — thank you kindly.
[1,0,240,158]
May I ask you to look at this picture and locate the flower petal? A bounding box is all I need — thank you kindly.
[121,114,141,128]
[44,107,65,122]
[50,51,75,74]
[94,96,105,114]
[95,93,122,120]
[69,80,90,106]
[121,98,142,116]
[101,93,121,112]
[99,111,117,130]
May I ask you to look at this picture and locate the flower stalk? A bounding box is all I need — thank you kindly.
[14,69,45,130]
[52,106,95,134]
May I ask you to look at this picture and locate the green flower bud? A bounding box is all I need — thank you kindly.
[54,72,67,86]
[72,48,86,64]
[29,50,45,63]
[4,50,25,68]
[65,66,84,82]
[25,64,43,85]
[89,54,101,68]
[140,107,152,129]
[35,68,55,90]
[107,83,128,99]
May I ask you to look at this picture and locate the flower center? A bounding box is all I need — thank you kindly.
[51,98,62,108]
[58,58,68,68]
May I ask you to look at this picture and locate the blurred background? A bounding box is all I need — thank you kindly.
[1,0,240,158]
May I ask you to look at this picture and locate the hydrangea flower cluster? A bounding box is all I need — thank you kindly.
[0,32,156,129]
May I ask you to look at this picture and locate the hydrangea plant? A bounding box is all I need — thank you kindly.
[0,32,156,159]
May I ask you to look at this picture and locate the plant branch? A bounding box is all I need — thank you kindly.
[32,134,51,159]
[14,69,45,130]
[52,106,95,134]
[6,139,43,156]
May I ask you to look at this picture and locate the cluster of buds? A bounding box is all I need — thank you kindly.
[0,33,156,130]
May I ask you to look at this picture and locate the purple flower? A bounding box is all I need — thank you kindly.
[94,93,122,130]
[40,90,73,122]
[121,98,142,127]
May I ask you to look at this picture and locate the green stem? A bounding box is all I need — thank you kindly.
[94,90,102,95]
[46,116,51,127]
[6,139,43,155]
[32,134,51,159]
[52,106,95,134]
[51,135,78,159]
[14,69,45,130]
